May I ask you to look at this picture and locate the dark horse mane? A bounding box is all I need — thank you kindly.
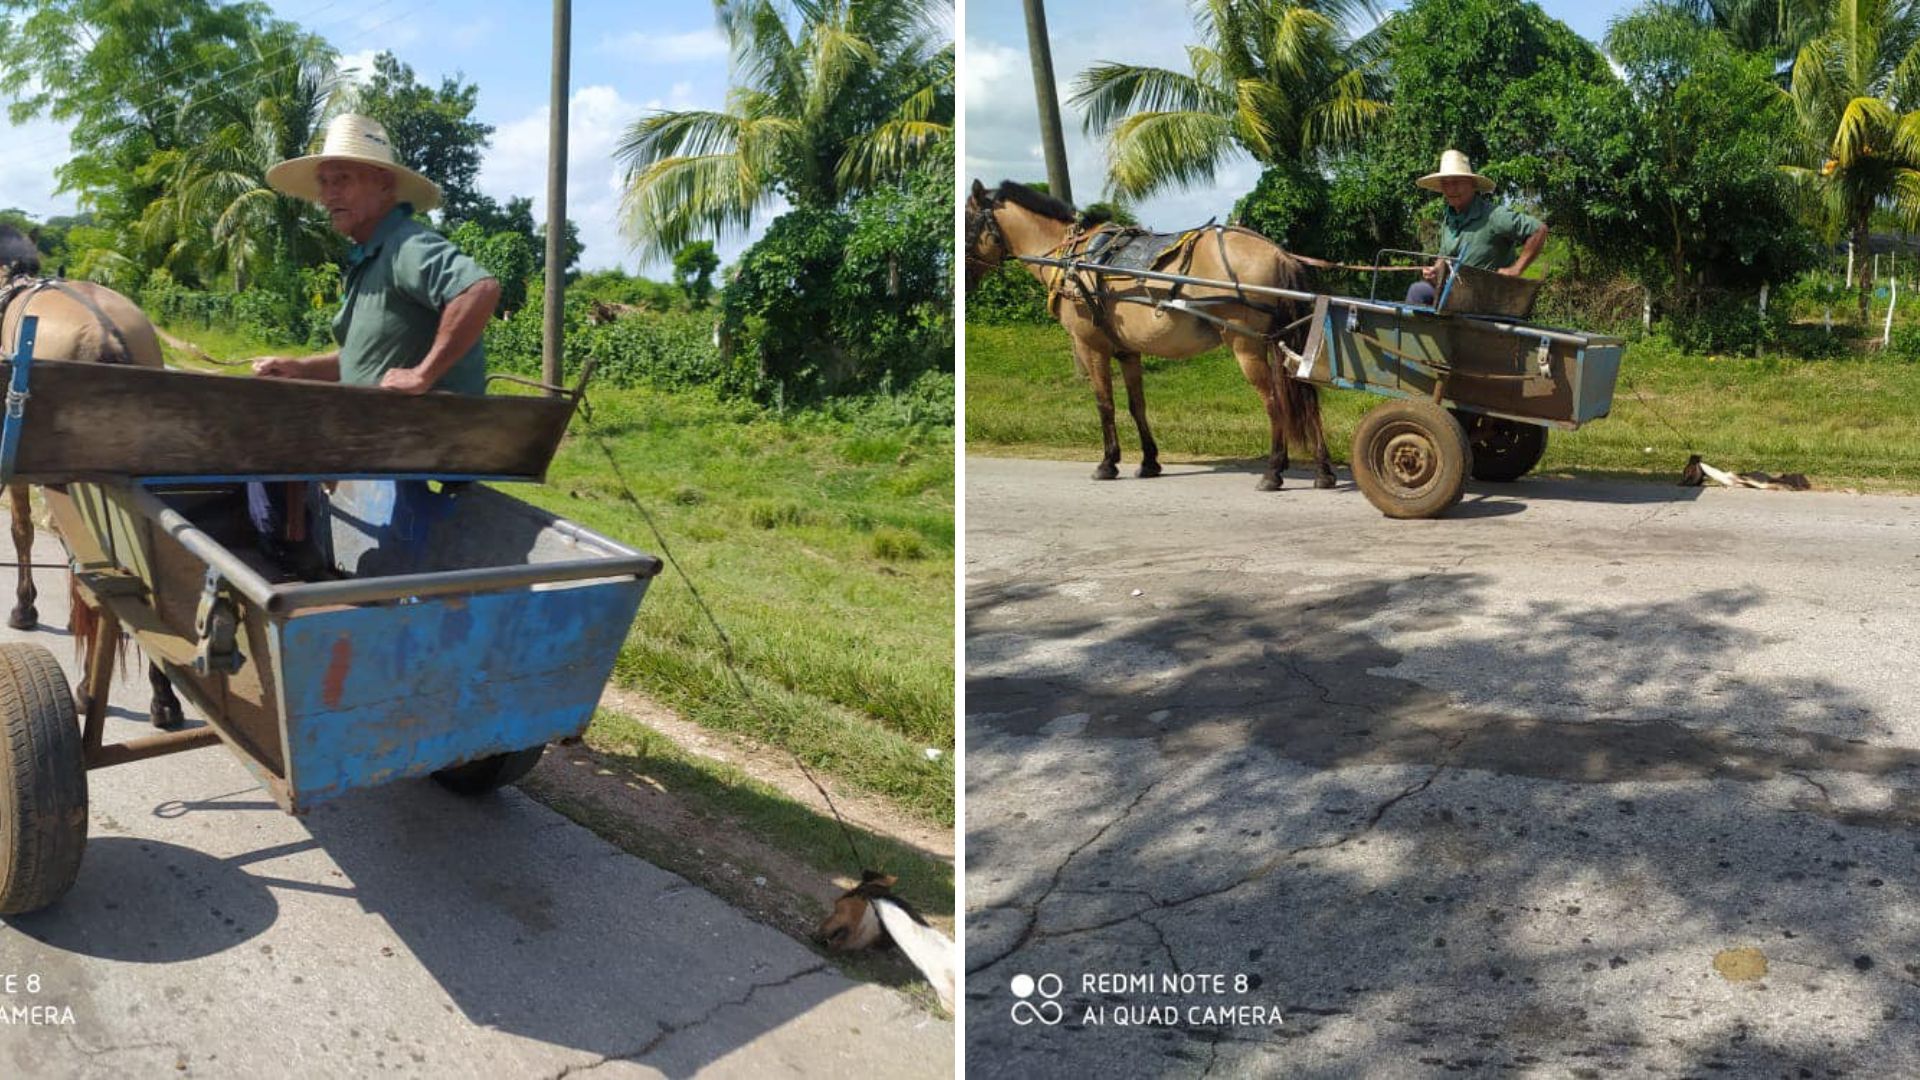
[992,180,1112,229]
[0,225,40,278]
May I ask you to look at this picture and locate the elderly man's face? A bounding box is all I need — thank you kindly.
[1438,176,1477,211]
[315,161,398,242]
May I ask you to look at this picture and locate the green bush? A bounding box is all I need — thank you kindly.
[721,158,954,400]
[1659,292,1773,356]
[1885,323,1920,362]
[966,263,1049,324]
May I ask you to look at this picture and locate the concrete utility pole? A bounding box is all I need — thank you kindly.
[542,0,571,394]
[1021,0,1073,205]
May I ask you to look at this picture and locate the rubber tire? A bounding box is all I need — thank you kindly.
[1350,400,1472,519]
[0,642,87,915]
[1454,411,1549,482]
[430,745,545,796]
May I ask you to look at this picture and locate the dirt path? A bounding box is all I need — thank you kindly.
[599,685,954,862]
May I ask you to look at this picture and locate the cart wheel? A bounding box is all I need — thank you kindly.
[0,643,87,915]
[1454,411,1549,482]
[431,745,545,796]
[1350,400,1471,519]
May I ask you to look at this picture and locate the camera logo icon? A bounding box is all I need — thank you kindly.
[1009,972,1064,1026]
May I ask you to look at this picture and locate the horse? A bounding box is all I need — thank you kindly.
[0,225,186,729]
[965,179,1335,491]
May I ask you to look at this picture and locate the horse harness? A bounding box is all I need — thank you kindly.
[0,276,135,365]
[1040,223,1292,341]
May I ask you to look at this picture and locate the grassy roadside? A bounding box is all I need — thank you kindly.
[156,322,955,833]
[967,323,1920,491]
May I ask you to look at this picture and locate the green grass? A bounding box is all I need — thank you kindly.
[581,706,952,918]
[519,386,955,824]
[966,323,1920,490]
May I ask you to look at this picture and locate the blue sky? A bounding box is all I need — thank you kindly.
[0,1,751,275]
[964,0,1638,232]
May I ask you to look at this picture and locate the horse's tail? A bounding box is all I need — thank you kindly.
[1266,338,1325,454]
[68,573,95,665]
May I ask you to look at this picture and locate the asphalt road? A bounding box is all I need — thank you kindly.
[965,456,1920,1077]
[0,524,950,1078]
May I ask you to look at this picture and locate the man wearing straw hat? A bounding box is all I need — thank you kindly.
[1406,149,1548,307]
[250,113,500,395]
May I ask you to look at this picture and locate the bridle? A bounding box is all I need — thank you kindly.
[964,196,1010,284]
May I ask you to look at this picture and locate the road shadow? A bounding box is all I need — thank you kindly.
[965,571,1920,1075]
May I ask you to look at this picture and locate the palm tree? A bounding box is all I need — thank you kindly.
[1070,0,1387,202]
[136,26,341,289]
[614,0,954,261]
[1781,0,1920,322]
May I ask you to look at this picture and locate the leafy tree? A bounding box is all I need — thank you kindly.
[672,241,721,306]
[449,221,536,314]
[1070,0,1388,202]
[455,194,583,279]
[353,52,494,223]
[1782,0,1920,321]
[132,23,341,289]
[1491,4,1814,305]
[614,0,954,259]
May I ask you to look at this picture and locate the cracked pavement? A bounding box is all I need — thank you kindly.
[965,456,1920,1077]
[0,525,951,1078]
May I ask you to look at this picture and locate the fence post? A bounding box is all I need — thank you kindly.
[1884,276,1899,347]
[1847,242,1854,288]
[1758,282,1768,316]
[1642,288,1652,331]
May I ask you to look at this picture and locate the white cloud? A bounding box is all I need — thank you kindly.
[0,115,81,221]
[336,49,382,87]
[478,83,759,276]
[597,28,729,63]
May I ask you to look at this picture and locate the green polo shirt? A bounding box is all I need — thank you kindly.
[1439,193,1542,272]
[332,205,493,395]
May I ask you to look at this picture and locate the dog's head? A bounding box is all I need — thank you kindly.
[817,870,924,952]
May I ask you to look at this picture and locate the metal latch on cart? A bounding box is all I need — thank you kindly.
[1522,335,1555,398]
[192,569,245,676]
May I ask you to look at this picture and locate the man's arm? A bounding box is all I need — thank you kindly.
[252,352,341,381]
[378,277,501,395]
[1503,224,1548,277]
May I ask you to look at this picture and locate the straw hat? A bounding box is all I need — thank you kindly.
[266,114,442,212]
[1416,149,1494,194]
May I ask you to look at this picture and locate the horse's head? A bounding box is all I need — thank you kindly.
[0,225,39,280]
[964,179,1008,294]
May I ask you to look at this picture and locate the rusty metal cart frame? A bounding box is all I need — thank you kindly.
[1016,251,1626,518]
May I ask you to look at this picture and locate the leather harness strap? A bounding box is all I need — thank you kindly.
[0,276,134,364]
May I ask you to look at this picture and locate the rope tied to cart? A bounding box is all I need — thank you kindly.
[571,390,875,878]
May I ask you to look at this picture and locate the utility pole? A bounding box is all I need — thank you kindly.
[542,0,571,394]
[1021,0,1073,204]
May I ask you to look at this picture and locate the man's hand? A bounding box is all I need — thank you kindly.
[1422,260,1444,285]
[252,356,302,378]
[1498,263,1524,277]
[379,366,433,395]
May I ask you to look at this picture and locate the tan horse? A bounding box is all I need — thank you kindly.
[0,226,185,728]
[965,179,1333,490]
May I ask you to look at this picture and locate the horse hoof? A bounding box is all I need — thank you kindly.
[1093,465,1120,481]
[151,702,186,731]
[1257,476,1283,492]
[1314,475,1337,490]
[7,605,35,630]
[1137,463,1163,479]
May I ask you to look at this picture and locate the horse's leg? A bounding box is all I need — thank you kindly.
[148,663,184,730]
[1231,338,1288,491]
[8,482,36,629]
[1077,339,1123,480]
[1117,353,1161,478]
